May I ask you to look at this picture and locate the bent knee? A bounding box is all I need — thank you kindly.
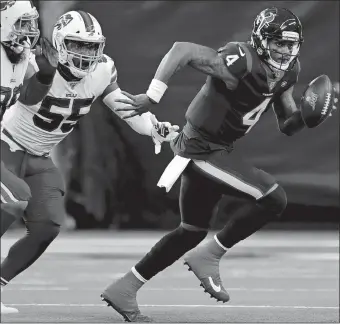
[258,185,287,216]
[179,222,208,241]
[27,221,61,242]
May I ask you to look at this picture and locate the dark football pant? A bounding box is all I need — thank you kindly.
[1,161,31,204]
[1,140,65,283]
[184,148,280,229]
[1,160,32,237]
[135,149,286,280]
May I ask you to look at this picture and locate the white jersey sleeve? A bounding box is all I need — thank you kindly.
[94,54,118,98]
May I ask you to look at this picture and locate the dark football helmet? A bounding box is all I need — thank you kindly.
[250,7,303,71]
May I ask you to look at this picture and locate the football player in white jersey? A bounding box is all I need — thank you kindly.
[0,10,179,313]
[1,0,59,315]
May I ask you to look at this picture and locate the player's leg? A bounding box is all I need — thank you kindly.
[184,150,286,302]
[1,144,31,314]
[1,142,31,238]
[1,157,64,287]
[101,161,223,322]
[1,162,31,237]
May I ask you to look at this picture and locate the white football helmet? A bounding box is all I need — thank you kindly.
[52,10,106,78]
[0,0,40,49]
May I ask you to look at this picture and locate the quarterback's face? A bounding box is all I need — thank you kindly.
[267,39,297,65]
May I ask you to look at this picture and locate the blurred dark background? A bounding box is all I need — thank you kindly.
[34,1,339,229]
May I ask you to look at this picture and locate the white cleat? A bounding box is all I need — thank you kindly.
[1,287,18,314]
[1,302,18,314]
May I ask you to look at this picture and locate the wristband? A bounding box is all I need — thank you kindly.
[146,79,168,103]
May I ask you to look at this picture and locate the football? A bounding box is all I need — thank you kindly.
[300,75,334,128]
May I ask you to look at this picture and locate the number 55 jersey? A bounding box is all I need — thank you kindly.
[2,54,116,156]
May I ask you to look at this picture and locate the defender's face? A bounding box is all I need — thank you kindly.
[267,39,297,65]
[65,39,100,69]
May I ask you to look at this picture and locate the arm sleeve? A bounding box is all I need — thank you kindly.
[103,87,154,136]
[19,52,55,105]
[18,74,52,105]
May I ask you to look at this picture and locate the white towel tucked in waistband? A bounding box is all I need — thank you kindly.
[157,155,191,192]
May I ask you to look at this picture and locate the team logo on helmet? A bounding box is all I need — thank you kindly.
[0,0,16,11]
[254,10,276,35]
[54,13,74,31]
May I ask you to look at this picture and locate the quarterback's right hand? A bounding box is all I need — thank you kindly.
[34,37,59,77]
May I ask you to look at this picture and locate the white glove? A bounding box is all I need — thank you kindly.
[150,114,180,154]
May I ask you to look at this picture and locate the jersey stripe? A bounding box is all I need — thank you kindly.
[193,160,265,199]
[1,182,19,203]
[110,67,117,83]
[77,11,94,32]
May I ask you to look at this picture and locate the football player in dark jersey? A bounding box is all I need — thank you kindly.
[100,7,337,321]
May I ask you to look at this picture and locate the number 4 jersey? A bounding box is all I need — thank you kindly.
[2,54,117,156]
[183,41,300,147]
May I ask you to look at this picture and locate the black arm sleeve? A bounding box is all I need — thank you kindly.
[18,72,54,106]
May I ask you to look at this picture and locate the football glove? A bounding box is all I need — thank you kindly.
[150,114,180,154]
[34,37,59,84]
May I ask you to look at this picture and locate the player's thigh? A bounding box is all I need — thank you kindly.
[24,165,65,225]
[179,161,223,229]
[1,161,31,203]
[1,140,25,175]
[193,149,278,201]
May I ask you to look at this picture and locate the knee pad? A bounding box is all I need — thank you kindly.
[26,221,61,244]
[257,185,287,217]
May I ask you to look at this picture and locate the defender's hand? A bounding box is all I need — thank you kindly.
[150,114,180,154]
[35,37,59,76]
[114,91,155,119]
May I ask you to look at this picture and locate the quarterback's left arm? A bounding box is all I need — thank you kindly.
[273,86,305,136]
[101,82,179,154]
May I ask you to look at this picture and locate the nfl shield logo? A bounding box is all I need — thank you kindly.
[69,82,78,89]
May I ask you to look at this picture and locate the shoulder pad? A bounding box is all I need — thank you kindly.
[97,54,117,85]
[104,55,117,84]
[218,42,250,79]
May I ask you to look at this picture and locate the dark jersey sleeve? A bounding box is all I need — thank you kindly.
[217,42,250,80]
